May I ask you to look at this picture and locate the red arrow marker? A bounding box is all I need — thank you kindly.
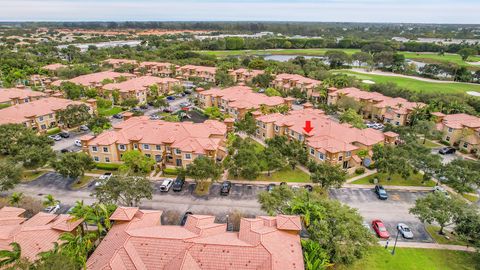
[303,120,313,133]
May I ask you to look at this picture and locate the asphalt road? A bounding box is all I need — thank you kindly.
[51,130,89,152]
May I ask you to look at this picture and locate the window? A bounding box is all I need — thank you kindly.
[103,147,109,153]
[262,123,266,128]
[185,153,192,160]
[256,129,259,134]
[143,144,150,150]
[396,114,400,118]
[156,145,161,151]
[310,148,315,155]
[463,142,468,148]
[49,114,53,119]
[290,130,294,136]
[39,116,44,121]
[40,124,46,130]
[274,125,279,132]
[155,155,162,162]
[175,149,181,155]
[395,122,400,126]
[346,151,351,157]
[105,157,110,163]
[118,144,126,151]
[133,144,138,150]
[145,154,151,158]
[446,136,450,141]
[448,128,453,133]
[318,152,325,160]
[298,134,303,141]
[92,146,98,152]
[24,98,29,102]
[386,119,391,123]
[338,156,343,161]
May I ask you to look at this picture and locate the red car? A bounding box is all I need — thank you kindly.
[372,219,390,239]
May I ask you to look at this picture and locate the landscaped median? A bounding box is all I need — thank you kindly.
[349,172,436,187]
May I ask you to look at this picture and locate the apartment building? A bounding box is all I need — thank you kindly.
[102,58,138,69]
[433,112,480,153]
[327,87,425,126]
[255,108,398,169]
[271,73,322,96]
[0,87,46,106]
[87,207,304,270]
[51,71,136,89]
[196,85,292,120]
[229,68,264,83]
[42,63,68,72]
[177,65,217,83]
[102,76,181,104]
[136,61,176,77]
[0,206,82,261]
[0,97,94,131]
[81,116,228,168]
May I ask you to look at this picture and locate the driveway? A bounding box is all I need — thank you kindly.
[330,187,433,243]
[430,147,461,164]
[51,130,90,152]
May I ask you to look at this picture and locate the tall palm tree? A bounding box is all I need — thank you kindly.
[59,230,96,269]
[0,242,22,267]
[8,192,24,207]
[43,194,60,207]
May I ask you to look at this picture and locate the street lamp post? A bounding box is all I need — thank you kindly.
[391,226,400,255]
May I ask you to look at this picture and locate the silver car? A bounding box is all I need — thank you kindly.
[397,223,414,239]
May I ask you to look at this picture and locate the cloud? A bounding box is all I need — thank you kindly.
[0,0,478,23]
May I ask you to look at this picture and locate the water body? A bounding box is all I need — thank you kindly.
[57,40,142,52]
[263,54,323,62]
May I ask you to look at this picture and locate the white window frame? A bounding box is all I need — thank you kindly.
[318,152,325,160]
[105,157,110,163]
[92,146,98,152]
[103,147,109,153]
[143,144,150,150]
[185,153,192,160]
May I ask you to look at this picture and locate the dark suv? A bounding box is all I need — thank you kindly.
[439,147,456,155]
[374,185,388,200]
[172,175,186,192]
[220,181,232,196]
[59,131,70,138]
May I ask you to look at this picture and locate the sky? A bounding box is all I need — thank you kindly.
[0,0,479,24]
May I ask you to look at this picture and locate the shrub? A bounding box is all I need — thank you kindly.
[163,168,178,175]
[440,140,451,146]
[355,167,365,175]
[46,127,61,135]
[95,163,120,171]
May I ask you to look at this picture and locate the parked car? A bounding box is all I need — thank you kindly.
[44,204,60,214]
[60,148,70,153]
[160,179,174,192]
[163,107,173,113]
[397,223,414,239]
[99,172,112,180]
[58,131,70,138]
[172,175,185,192]
[374,185,388,200]
[112,113,123,119]
[267,183,276,192]
[74,140,82,147]
[220,181,232,195]
[180,211,193,226]
[79,125,89,131]
[439,147,456,155]
[304,184,313,192]
[166,96,175,101]
[48,134,62,141]
[372,219,390,239]
[149,114,160,120]
[179,102,191,108]
[139,104,148,110]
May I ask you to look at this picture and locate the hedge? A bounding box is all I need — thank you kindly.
[163,168,178,175]
[95,163,120,171]
[46,127,61,135]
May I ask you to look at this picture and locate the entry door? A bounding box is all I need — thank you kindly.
[342,161,349,169]
[176,159,182,166]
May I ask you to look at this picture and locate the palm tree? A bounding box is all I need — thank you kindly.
[8,192,24,207]
[37,242,60,261]
[0,242,22,267]
[43,194,60,207]
[59,230,96,269]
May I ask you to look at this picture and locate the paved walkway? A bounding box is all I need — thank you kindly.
[345,169,377,183]
[378,241,476,252]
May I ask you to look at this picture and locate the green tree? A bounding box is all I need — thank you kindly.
[301,239,331,270]
[409,192,465,234]
[56,104,92,128]
[203,106,226,120]
[454,208,480,248]
[43,194,60,207]
[119,150,156,174]
[228,141,262,179]
[86,115,112,134]
[307,161,347,189]
[437,159,480,193]
[325,50,350,68]
[0,124,52,158]
[457,48,477,61]
[339,108,367,129]
[92,175,153,207]
[0,242,22,267]
[234,112,256,135]
[215,68,235,87]
[58,230,96,269]
[186,156,223,190]
[13,144,55,170]
[0,160,22,192]
[264,87,282,97]
[264,147,285,176]
[8,192,24,207]
[252,73,274,88]
[52,152,94,179]
[59,81,84,100]
[372,144,411,181]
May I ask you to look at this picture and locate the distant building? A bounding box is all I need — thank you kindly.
[102,58,139,69]
[0,87,46,106]
[81,116,228,168]
[255,108,398,169]
[86,207,304,270]
[136,61,177,77]
[327,87,424,126]
[229,68,265,83]
[271,73,322,96]
[51,71,136,89]
[177,65,217,83]
[0,207,82,262]
[433,112,480,153]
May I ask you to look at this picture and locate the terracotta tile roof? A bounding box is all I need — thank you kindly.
[103,58,138,66]
[110,207,139,221]
[0,207,82,261]
[0,97,90,125]
[0,88,46,103]
[179,65,217,74]
[87,207,303,270]
[230,68,264,77]
[274,73,321,88]
[275,215,302,231]
[139,61,172,69]
[103,76,179,93]
[256,109,385,153]
[383,131,399,137]
[440,113,480,129]
[51,71,136,87]
[86,117,227,154]
[42,63,67,71]
[201,86,286,110]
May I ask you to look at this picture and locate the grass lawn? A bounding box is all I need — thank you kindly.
[461,193,480,203]
[21,170,46,182]
[334,70,480,95]
[194,181,211,196]
[402,52,480,69]
[98,106,124,117]
[417,138,442,149]
[85,168,115,175]
[336,246,478,270]
[256,167,311,183]
[426,225,469,246]
[351,172,436,187]
[70,175,94,189]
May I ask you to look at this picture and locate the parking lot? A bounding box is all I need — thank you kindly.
[51,130,89,152]
[330,187,433,242]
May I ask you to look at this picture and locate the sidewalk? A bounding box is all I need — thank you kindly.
[345,169,377,184]
[378,241,476,252]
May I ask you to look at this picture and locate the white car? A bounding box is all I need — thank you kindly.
[48,134,62,141]
[44,204,60,214]
[99,172,112,180]
[160,179,174,192]
[74,140,82,147]
[397,223,414,239]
